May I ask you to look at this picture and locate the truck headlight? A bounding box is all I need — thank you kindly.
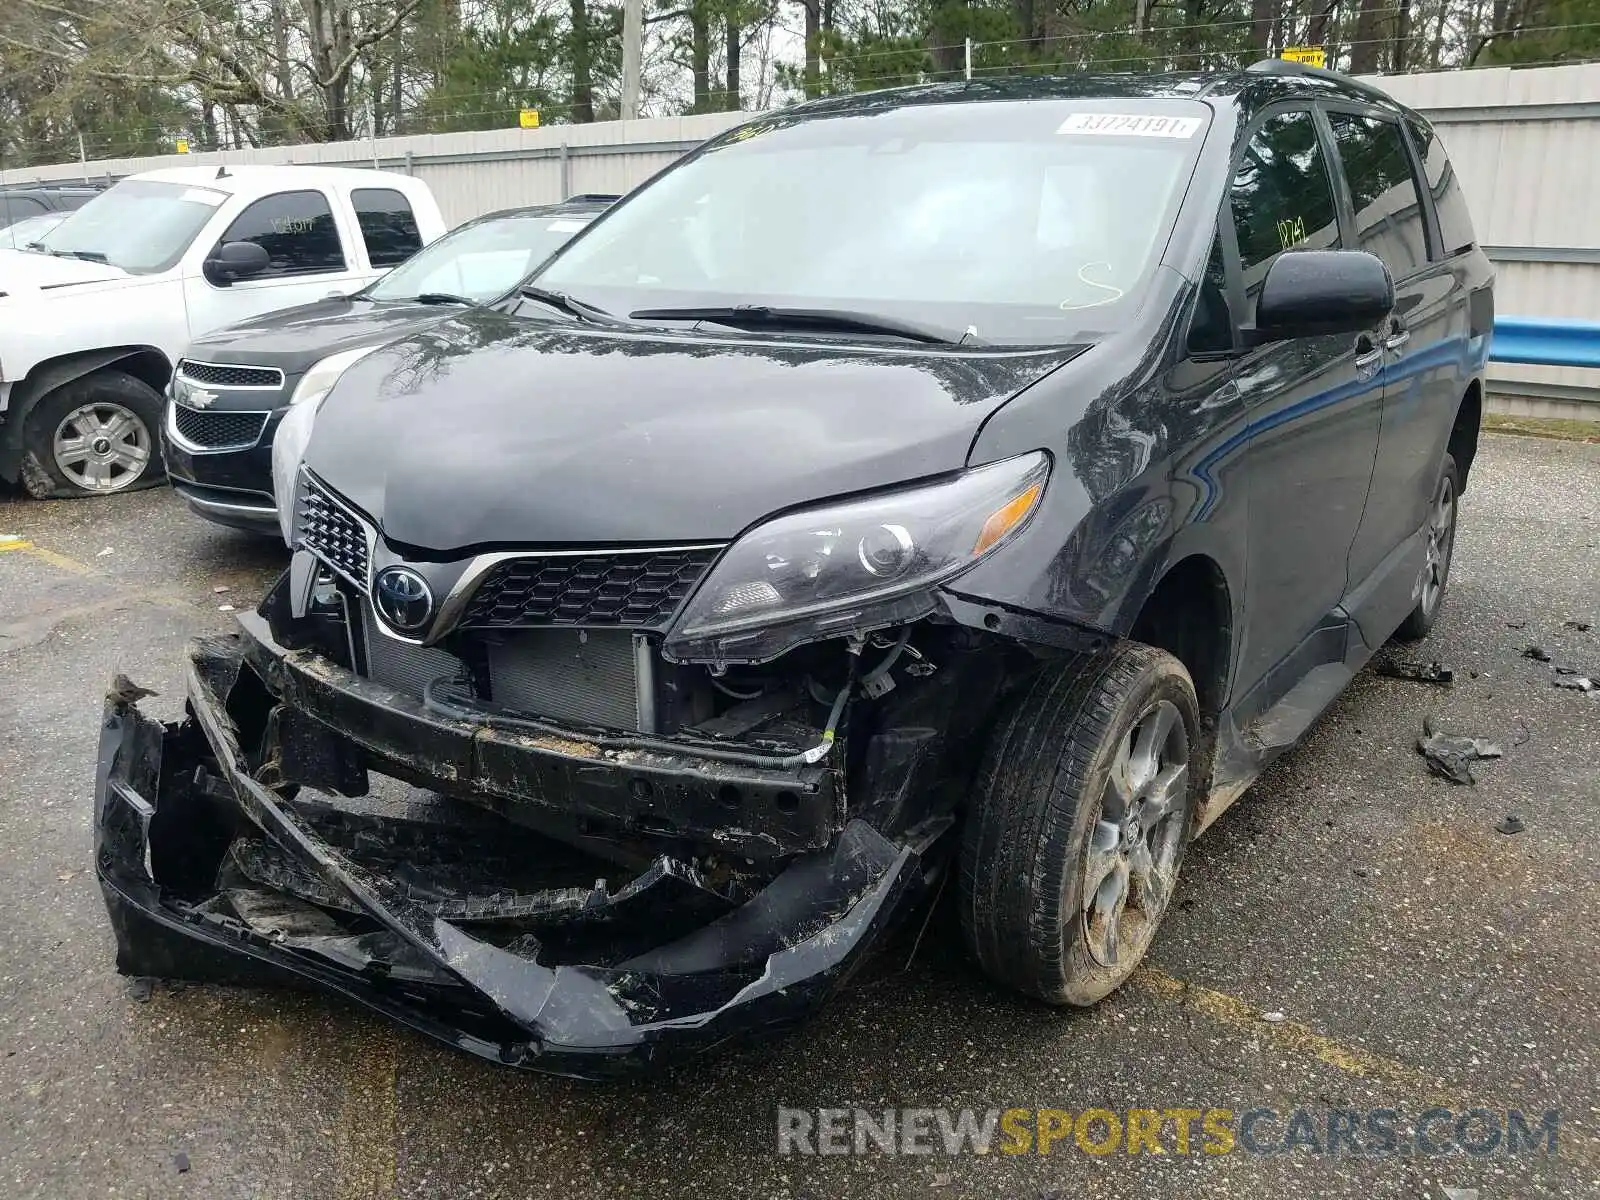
[270,346,379,544]
[664,451,1050,664]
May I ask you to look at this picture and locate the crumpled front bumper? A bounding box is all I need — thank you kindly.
[93,634,926,1078]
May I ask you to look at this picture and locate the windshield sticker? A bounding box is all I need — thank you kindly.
[1276,215,1308,249]
[1057,113,1203,139]
[180,188,226,206]
[547,219,592,232]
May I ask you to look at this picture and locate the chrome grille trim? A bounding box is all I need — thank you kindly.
[296,473,373,589]
[176,360,285,390]
[166,402,269,452]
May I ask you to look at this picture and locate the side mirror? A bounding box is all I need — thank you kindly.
[203,240,271,286]
[1250,250,1393,344]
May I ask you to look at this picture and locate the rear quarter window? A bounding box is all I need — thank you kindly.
[353,187,424,267]
[1406,115,1478,258]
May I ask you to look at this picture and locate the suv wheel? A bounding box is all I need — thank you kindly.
[21,370,166,498]
[959,642,1200,1006]
[1393,452,1459,642]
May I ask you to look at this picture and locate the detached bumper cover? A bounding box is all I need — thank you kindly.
[93,635,924,1077]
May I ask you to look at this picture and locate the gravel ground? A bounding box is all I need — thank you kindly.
[0,431,1595,1200]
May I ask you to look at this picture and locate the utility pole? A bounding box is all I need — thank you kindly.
[964,37,973,81]
[621,0,643,120]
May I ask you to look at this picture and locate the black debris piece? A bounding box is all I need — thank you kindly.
[1520,645,1552,662]
[1563,620,1593,632]
[1416,716,1504,786]
[1496,814,1526,835]
[1374,659,1454,686]
[174,1152,190,1173]
[1506,620,1527,630]
[1553,673,1596,692]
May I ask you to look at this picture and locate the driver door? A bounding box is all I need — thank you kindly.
[181,189,366,340]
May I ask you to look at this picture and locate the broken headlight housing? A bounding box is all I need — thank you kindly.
[664,450,1050,664]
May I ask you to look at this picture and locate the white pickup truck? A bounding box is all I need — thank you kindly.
[0,164,446,497]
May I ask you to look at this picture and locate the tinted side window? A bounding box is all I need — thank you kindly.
[1328,113,1429,277]
[1230,110,1341,317]
[215,190,345,278]
[1406,115,1477,258]
[353,187,422,267]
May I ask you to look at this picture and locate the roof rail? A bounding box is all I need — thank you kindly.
[1245,57,1400,106]
[564,192,622,203]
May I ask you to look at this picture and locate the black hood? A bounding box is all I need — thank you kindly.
[304,310,1088,550]
[185,296,459,374]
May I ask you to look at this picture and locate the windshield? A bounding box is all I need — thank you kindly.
[366,210,598,303]
[533,99,1210,345]
[0,213,65,249]
[36,179,226,273]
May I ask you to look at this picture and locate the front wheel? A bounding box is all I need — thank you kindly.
[959,642,1201,1006]
[21,370,166,499]
[1393,451,1459,642]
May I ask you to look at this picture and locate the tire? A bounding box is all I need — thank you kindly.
[1393,452,1459,643]
[959,641,1201,1006]
[20,370,166,499]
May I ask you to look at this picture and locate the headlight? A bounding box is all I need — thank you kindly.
[287,344,379,408]
[665,450,1050,664]
[270,346,378,544]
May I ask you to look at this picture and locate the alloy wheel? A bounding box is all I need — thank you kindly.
[52,402,152,493]
[1081,698,1190,968]
[1419,471,1456,618]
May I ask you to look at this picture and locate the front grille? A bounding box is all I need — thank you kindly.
[171,405,267,450]
[298,476,370,585]
[178,360,284,388]
[360,603,467,698]
[459,548,721,631]
[484,628,640,730]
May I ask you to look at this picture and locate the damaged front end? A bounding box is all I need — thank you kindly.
[95,573,1031,1075]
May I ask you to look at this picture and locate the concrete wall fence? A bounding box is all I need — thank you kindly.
[5,64,1598,418]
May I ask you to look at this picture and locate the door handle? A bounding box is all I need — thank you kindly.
[1384,325,1410,352]
[1354,334,1384,374]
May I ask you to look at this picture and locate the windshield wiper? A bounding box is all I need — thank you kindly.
[518,285,633,327]
[627,304,981,346]
[50,249,109,263]
[414,292,478,306]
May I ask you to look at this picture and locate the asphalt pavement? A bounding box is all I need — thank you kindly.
[1,432,1596,1200]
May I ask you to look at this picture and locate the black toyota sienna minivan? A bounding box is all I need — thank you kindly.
[97,61,1493,1076]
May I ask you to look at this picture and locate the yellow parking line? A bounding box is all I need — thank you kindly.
[1135,966,1599,1165]
[1133,966,1440,1097]
[0,537,96,575]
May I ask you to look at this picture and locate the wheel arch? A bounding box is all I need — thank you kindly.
[0,347,172,481]
[1127,552,1234,719]
[1448,378,1482,493]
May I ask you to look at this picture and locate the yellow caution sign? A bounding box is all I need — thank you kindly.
[175,138,191,154]
[1281,47,1327,68]
[518,109,540,129]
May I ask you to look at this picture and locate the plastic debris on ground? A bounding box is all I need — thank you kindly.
[1373,658,1454,686]
[1416,716,1504,786]
[1521,645,1552,662]
[1563,620,1592,632]
[1496,814,1526,835]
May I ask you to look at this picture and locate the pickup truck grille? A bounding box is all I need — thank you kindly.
[298,476,370,586]
[177,361,284,389]
[458,548,721,631]
[171,406,267,450]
